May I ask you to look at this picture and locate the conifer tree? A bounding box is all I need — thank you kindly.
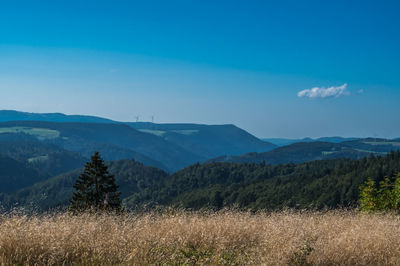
[69,151,121,212]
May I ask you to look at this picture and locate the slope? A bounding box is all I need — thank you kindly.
[0,121,201,171]
[0,155,48,193]
[263,137,360,147]
[0,110,277,167]
[126,151,400,210]
[210,139,400,165]
[128,122,276,158]
[0,159,168,210]
[0,110,117,124]
[0,133,87,177]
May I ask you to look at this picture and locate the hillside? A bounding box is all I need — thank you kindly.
[0,133,87,177]
[0,134,88,193]
[128,151,400,210]
[4,151,400,211]
[128,122,276,158]
[0,110,276,170]
[0,159,168,210]
[0,121,199,171]
[210,139,400,165]
[263,137,360,146]
[0,155,47,193]
[0,110,117,124]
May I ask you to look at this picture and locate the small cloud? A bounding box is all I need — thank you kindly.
[298,83,350,99]
[357,89,364,94]
[109,69,119,73]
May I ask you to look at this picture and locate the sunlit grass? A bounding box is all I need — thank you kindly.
[0,127,60,140]
[1,210,399,265]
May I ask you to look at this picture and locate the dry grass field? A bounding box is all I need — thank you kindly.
[1,210,400,265]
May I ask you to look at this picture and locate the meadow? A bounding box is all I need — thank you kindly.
[1,210,400,265]
[0,126,60,140]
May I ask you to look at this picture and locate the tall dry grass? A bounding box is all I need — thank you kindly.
[0,210,400,265]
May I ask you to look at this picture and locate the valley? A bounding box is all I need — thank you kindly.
[0,111,399,212]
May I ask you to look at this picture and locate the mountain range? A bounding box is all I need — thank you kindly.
[263,137,360,146]
[0,110,276,171]
[209,138,400,165]
[0,110,399,211]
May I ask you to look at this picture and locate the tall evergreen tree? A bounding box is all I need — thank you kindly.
[69,151,121,212]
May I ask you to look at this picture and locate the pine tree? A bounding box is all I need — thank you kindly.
[69,151,121,212]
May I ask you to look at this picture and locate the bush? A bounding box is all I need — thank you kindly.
[359,173,400,212]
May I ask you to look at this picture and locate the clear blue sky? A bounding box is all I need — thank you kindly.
[1,0,399,138]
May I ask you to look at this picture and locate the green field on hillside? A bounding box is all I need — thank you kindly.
[137,129,166,136]
[170,129,199,135]
[363,141,400,147]
[138,129,199,137]
[0,127,60,140]
[27,155,50,163]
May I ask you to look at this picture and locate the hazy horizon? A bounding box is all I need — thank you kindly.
[1,0,399,139]
[0,109,397,140]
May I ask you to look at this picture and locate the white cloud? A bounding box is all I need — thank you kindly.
[297,83,350,99]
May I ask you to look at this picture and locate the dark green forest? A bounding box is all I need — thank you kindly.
[0,159,168,210]
[3,151,400,211]
[126,151,400,210]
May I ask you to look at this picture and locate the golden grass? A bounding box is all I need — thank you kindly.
[1,210,400,265]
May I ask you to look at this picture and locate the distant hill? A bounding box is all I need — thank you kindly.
[0,111,276,169]
[0,110,117,124]
[0,155,47,193]
[0,121,197,171]
[0,159,168,210]
[128,122,276,158]
[209,139,400,165]
[0,133,89,193]
[263,137,360,147]
[318,137,360,143]
[0,133,87,177]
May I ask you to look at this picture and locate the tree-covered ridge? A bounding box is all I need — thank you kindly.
[0,159,168,210]
[128,122,277,159]
[127,151,400,210]
[2,151,400,211]
[0,133,87,177]
[0,155,47,193]
[210,139,400,165]
[0,111,278,171]
[0,120,202,171]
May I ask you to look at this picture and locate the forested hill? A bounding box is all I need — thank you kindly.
[0,110,117,124]
[128,122,276,158]
[209,139,400,165]
[2,152,400,211]
[127,151,400,210]
[0,121,198,171]
[263,137,360,146]
[0,155,47,193]
[0,134,87,177]
[0,110,276,171]
[0,159,168,210]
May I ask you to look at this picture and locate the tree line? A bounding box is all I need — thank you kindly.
[14,150,400,212]
[125,151,400,210]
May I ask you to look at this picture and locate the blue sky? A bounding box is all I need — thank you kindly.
[0,0,399,138]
